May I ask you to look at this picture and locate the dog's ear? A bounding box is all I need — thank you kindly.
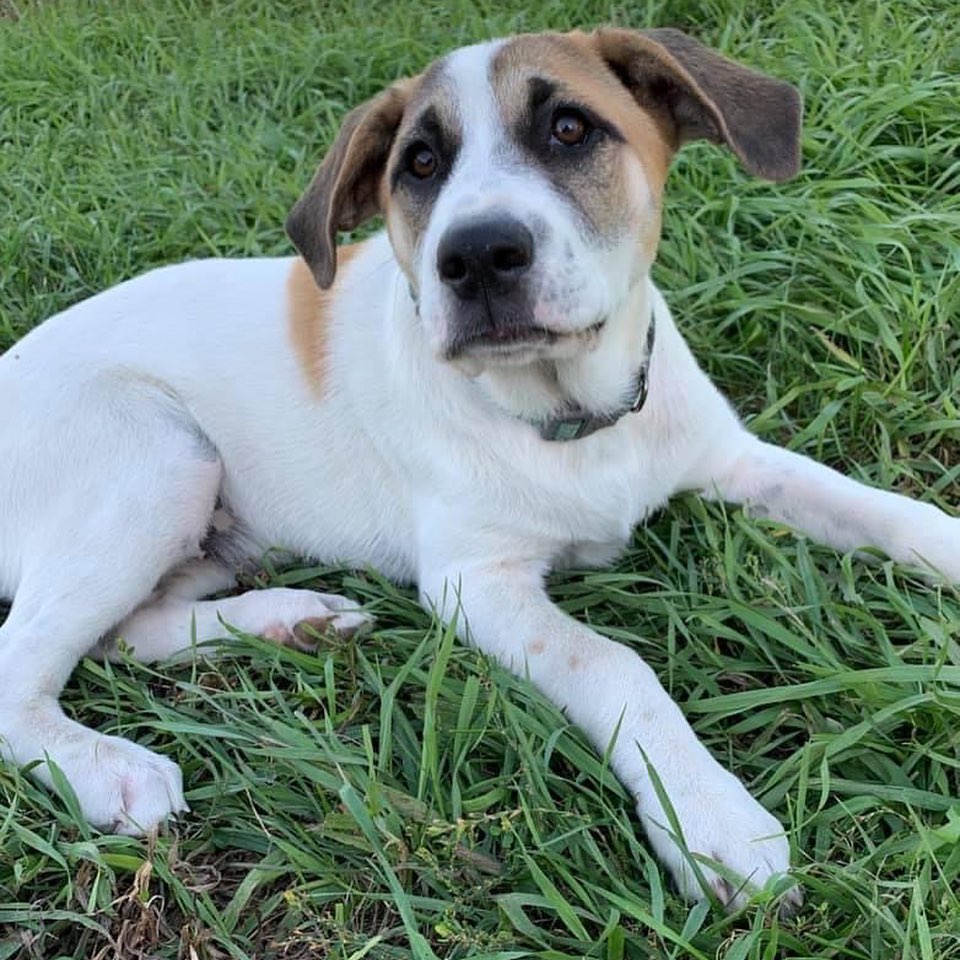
[286,80,412,288]
[594,27,802,181]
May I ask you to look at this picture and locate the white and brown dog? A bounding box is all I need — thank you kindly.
[1,28,957,911]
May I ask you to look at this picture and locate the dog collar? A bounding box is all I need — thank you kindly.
[537,316,656,443]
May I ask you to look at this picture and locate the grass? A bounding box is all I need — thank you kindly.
[1,0,959,956]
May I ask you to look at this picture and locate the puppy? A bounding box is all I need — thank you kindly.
[1,27,956,912]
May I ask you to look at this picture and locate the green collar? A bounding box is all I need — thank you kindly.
[537,316,655,443]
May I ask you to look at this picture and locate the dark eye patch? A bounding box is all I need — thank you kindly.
[519,76,626,155]
[389,106,460,191]
[528,76,556,110]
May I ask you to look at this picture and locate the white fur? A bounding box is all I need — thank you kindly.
[2,39,957,909]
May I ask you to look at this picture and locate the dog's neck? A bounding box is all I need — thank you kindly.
[473,279,655,436]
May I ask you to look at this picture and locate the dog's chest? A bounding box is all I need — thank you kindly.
[547,440,669,551]
[446,418,675,565]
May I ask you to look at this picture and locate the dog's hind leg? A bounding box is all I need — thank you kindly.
[0,394,222,834]
[101,557,371,662]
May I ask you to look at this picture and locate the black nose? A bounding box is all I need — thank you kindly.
[437,216,534,300]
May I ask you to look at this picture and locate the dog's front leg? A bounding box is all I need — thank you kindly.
[419,554,797,911]
[695,434,959,580]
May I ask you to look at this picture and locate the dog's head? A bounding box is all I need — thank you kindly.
[287,29,801,368]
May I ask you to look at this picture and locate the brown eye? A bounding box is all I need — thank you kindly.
[409,144,437,179]
[551,109,589,146]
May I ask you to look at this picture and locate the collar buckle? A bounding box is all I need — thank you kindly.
[539,416,591,443]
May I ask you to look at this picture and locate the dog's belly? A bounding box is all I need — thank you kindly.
[214,436,418,583]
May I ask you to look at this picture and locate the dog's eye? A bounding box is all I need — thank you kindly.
[407,144,437,179]
[551,109,590,147]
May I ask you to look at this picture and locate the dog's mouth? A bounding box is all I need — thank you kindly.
[445,319,605,361]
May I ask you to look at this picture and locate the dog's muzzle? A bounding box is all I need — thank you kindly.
[438,214,548,358]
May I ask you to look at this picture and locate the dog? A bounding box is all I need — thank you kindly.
[1,26,957,913]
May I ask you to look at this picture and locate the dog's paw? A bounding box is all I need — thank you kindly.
[54,733,187,835]
[253,588,373,651]
[638,763,799,914]
[907,514,960,584]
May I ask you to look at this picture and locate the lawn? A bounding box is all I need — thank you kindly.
[1,0,959,957]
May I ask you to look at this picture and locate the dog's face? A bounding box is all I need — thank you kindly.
[287,29,801,369]
[386,35,673,368]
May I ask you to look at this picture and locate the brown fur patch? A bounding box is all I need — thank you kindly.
[286,242,363,397]
[491,33,674,261]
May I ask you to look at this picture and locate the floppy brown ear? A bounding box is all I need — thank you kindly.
[286,80,412,288]
[594,27,802,181]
